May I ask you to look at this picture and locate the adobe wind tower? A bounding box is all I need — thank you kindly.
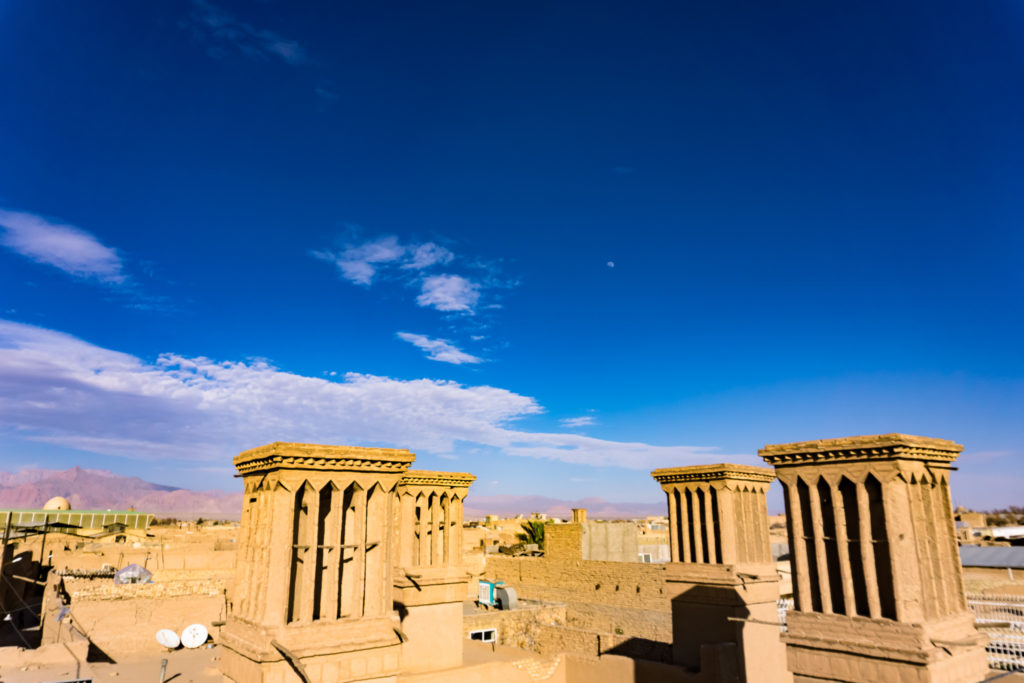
[651,463,791,683]
[220,442,415,683]
[392,470,476,673]
[760,434,988,683]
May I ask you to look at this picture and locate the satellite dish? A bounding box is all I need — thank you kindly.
[180,623,209,649]
[156,629,180,649]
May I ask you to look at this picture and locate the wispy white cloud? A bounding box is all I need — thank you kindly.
[417,274,479,313]
[315,234,491,314]
[187,0,307,65]
[0,209,125,284]
[313,235,407,285]
[396,332,482,365]
[313,235,452,287]
[560,416,596,428]
[0,320,734,470]
[403,242,454,270]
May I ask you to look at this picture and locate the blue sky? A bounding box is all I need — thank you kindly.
[0,0,1021,510]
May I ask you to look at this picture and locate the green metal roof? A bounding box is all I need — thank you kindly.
[0,509,153,529]
[0,509,145,513]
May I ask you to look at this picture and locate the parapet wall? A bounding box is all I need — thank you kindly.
[464,600,568,650]
[582,523,639,563]
[546,524,584,561]
[546,523,640,563]
[58,576,227,658]
[484,556,673,648]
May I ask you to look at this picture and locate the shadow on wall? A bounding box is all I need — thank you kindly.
[394,600,410,642]
[602,636,672,664]
[573,584,755,683]
[670,583,750,676]
[86,640,117,664]
[1,543,122,663]
[0,547,44,648]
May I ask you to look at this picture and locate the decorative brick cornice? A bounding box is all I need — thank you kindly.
[398,470,476,489]
[758,433,963,467]
[650,463,776,485]
[234,442,416,476]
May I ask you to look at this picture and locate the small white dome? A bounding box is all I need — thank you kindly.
[43,496,71,511]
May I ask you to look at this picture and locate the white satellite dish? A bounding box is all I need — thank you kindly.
[156,629,180,649]
[180,623,209,649]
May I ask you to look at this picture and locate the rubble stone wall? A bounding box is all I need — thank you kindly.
[463,601,567,650]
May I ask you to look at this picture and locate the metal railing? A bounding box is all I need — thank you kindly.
[967,593,1024,672]
[777,597,793,632]
[774,594,1024,671]
[966,594,1024,630]
[985,632,1024,672]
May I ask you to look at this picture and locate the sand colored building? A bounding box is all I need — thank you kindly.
[760,434,988,683]
[480,465,790,680]
[209,436,1001,683]
[651,463,790,683]
[4,433,1018,682]
[392,469,475,673]
[221,442,417,683]
[545,518,640,564]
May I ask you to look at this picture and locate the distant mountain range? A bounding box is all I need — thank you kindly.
[462,495,665,520]
[0,466,242,518]
[0,467,665,520]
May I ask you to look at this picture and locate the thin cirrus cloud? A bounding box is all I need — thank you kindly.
[186,0,307,65]
[313,234,491,315]
[416,274,479,313]
[560,416,596,428]
[0,319,736,471]
[312,235,412,286]
[313,235,454,287]
[396,332,483,365]
[0,209,125,284]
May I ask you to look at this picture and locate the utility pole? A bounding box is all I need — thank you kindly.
[1,511,11,613]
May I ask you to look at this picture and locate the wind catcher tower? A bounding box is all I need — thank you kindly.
[760,434,987,683]
[221,442,415,683]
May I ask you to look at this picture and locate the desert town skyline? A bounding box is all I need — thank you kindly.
[4,433,1021,682]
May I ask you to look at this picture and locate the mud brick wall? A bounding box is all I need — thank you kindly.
[62,577,227,657]
[534,623,600,656]
[464,601,568,650]
[546,524,583,561]
[483,556,673,644]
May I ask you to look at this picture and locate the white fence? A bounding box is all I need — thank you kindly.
[774,594,1024,671]
[967,593,1024,672]
[966,594,1024,630]
[985,632,1024,672]
[777,597,793,632]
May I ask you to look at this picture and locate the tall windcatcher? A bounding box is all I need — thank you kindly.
[392,470,476,673]
[651,463,790,683]
[760,434,987,683]
[220,442,415,683]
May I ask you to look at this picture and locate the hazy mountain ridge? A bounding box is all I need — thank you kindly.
[462,494,664,520]
[0,466,241,518]
[0,467,664,520]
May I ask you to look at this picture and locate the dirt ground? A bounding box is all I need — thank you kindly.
[0,642,223,683]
